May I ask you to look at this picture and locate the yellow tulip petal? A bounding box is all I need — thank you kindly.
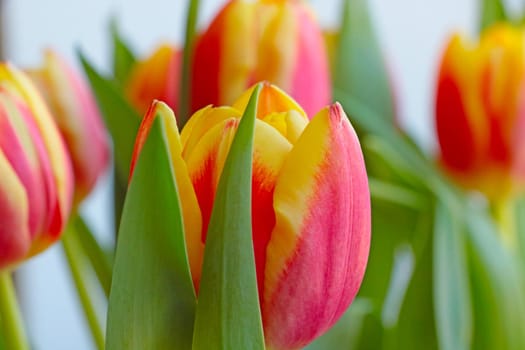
[261,109,307,144]
[232,82,307,120]
[131,101,203,287]
[181,105,241,160]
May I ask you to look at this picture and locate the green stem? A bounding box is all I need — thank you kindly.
[74,215,113,297]
[178,0,201,128]
[0,272,29,350]
[491,198,517,250]
[62,225,105,350]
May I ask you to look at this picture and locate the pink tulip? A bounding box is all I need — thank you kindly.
[0,63,73,269]
[28,50,110,201]
[131,83,370,349]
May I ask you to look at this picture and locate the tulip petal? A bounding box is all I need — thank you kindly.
[0,90,53,240]
[233,82,308,120]
[29,50,110,200]
[261,110,307,144]
[185,118,240,244]
[251,2,297,93]
[436,35,490,173]
[288,4,331,118]
[0,63,73,249]
[263,103,370,349]
[126,44,180,113]
[185,116,292,293]
[477,26,525,165]
[251,119,292,302]
[180,106,241,160]
[191,1,256,113]
[131,101,203,287]
[0,150,30,269]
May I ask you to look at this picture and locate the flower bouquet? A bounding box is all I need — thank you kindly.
[1,0,525,349]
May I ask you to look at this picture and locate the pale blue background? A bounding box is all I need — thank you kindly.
[4,0,520,348]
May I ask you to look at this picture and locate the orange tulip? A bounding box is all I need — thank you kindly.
[436,24,525,199]
[131,83,370,349]
[191,0,331,118]
[126,44,181,114]
[0,63,73,269]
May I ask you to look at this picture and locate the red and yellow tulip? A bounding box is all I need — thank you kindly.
[126,44,181,114]
[191,0,331,118]
[27,50,110,202]
[436,24,525,200]
[0,63,73,270]
[131,83,370,349]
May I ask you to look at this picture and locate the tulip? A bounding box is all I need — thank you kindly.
[131,83,370,349]
[0,63,73,270]
[435,24,525,200]
[191,0,331,118]
[126,44,181,114]
[27,50,110,202]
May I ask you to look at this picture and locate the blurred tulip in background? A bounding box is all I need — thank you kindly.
[436,23,525,201]
[0,63,73,270]
[125,44,181,114]
[27,50,110,202]
[191,0,331,117]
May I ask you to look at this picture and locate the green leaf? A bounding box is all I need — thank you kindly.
[61,222,105,350]
[480,0,507,32]
[465,210,525,350]
[106,116,196,349]
[392,211,439,350]
[359,201,420,307]
[192,84,265,350]
[334,0,395,124]
[179,0,201,127]
[74,215,113,298]
[305,298,378,350]
[371,199,438,350]
[369,178,425,209]
[433,203,472,350]
[79,52,142,182]
[110,18,136,85]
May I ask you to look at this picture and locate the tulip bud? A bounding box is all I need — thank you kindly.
[131,82,370,349]
[435,24,525,200]
[27,50,110,202]
[126,44,181,114]
[0,63,73,269]
[191,0,331,118]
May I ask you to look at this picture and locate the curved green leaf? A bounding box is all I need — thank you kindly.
[192,84,265,350]
[389,204,438,350]
[466,211,525,350]
[74,215,113,298]
[433,203,472,350]
[79,53,142,182]
[110,18,136,85]
[106,116,196,349]
[480,0,507,32]
[305,299,377,350]
[334,0,395,124]
[179,0,201,127]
